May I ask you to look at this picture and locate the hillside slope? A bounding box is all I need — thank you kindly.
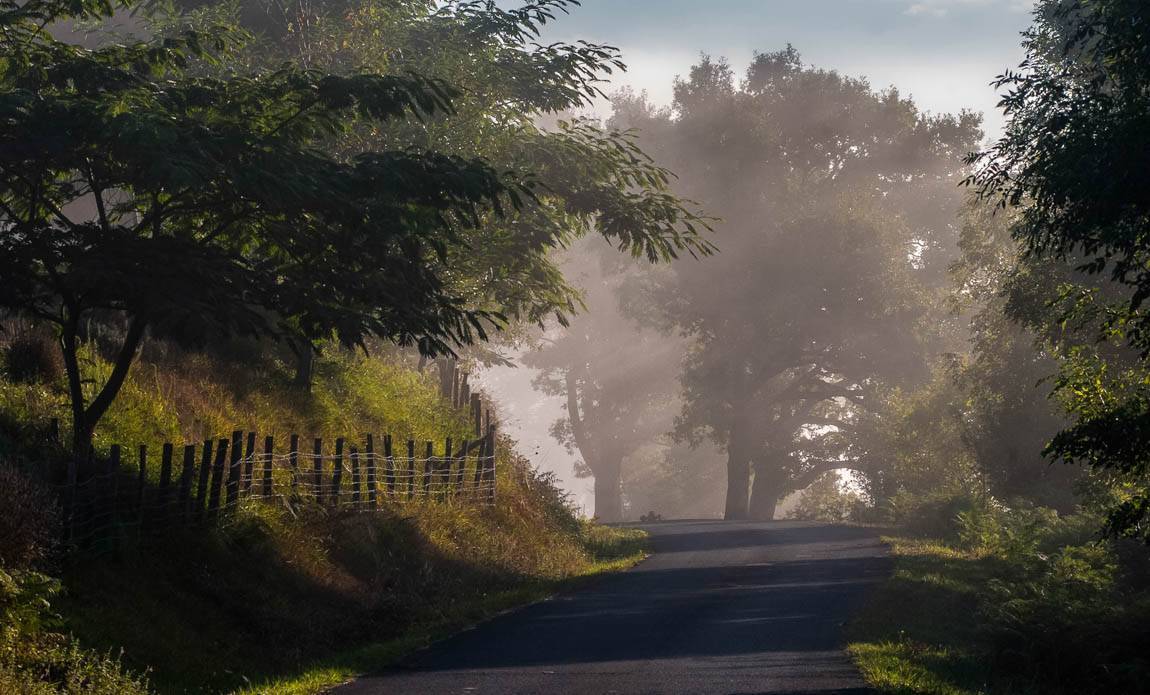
[0,336,644,693]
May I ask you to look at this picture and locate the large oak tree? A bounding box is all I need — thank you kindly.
[612,48,981,519]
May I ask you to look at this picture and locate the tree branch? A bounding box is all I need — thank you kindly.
[788,457,860,494]
[83,315,147,427]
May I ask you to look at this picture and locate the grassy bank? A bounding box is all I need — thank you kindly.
[60,509,645,694]
[0,336,647,693]
[847,498,1150,695]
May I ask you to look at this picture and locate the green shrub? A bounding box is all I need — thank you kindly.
[881,491,1150,694]
[0,569,149,694]
[889,489,991,541]
[978,540,1150,693]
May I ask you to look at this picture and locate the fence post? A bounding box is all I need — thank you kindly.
[331,438,344,507]
[471,394,482,437]
[178,444,195,520]
[208,437,228,520]
[312,438,324,504]
[365,434,377,507]
[289,434,300,494]
[423,441,434,497]
[485,424,497,506]
[48,417,59,444]
[195,439,213,520]
[406,440,416,499]
[243,431,256,493]
[225,430,242,510]
[108,444,122,536]
[135,444,148,525]
[457,439,470,492]
[262,436,274,497]
[383,434,394,498]
[157,443,174,517]
[350,446,361,507]
[473,434,486,489]
[443,437,453,499]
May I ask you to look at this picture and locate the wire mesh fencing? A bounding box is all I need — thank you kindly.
[57,425,498,556]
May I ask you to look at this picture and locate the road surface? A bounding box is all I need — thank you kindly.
[337,520,889,695]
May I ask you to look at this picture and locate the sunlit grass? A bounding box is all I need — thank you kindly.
[847,537,992,695]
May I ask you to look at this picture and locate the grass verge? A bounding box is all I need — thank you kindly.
[56,500,647,694]
[848,530,1150,695]
[243,525,647,695]
[847,537,988,695]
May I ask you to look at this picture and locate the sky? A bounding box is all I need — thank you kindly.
[482,0,1039,513]
[540,0,1037,140]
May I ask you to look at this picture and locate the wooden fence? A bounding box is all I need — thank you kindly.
[56,373,499,553]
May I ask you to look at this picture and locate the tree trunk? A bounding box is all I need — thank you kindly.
[59,314,146,466]
[748,466,779,521]
[291,342,315,392]
[592,457,623,522]
[60,319,91,462]
[724,420,751,520]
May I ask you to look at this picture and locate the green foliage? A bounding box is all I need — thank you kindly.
[0,569,61,639]
[0,568,149,695]
[0,0,712,459]
[889,490,989,542]
[969,1,1150,353]
[222,0,715,337]
[967,0,1150,539]
[863,368,983,510]
[851,493,1150,695]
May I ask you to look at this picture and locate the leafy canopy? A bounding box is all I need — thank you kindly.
[969,0,1150,540]
[0,0,712,451]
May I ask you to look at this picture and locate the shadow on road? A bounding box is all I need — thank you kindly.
[341,521,889,694]
[393,522,889,669]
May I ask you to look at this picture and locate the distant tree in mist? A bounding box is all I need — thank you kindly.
[613,47,982,519]
[524,241,683,521]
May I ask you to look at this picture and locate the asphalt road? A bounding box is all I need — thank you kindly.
[337,520,889,695]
